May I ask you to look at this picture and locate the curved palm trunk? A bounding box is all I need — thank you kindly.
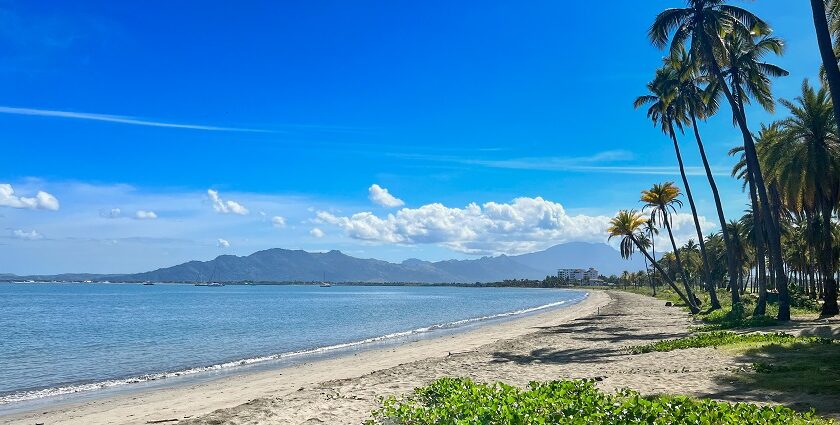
[810,0,840,126]
[688,114,729,309]
[630,234,698,313]
[700,40,790,320]
[669,128,717,309]
[662,213,699,310]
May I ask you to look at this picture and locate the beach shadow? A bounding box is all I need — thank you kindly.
[490,346,621,365]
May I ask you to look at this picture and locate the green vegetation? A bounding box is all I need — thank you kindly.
[604,0,840,321]
[738,340,840,396]
[628,331,835,354]
[367,378,832,424]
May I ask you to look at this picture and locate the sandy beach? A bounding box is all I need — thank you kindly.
[3,290,837,425]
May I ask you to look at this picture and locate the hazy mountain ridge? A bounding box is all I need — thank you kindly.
[3,242,643,283]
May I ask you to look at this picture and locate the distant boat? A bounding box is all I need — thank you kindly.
[319,272,331,287]
[208,282,224,287]
[142,282,155,286]
[194,283,209,287]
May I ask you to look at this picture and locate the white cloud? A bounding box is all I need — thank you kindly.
[272,216,286,228]
[310,227,325,238]
[0,183,60,210]
[368,184,405,208]
[101,208,122,218]
[217,238,230,248]
[317,196,613,255]
[207,189,249,215]
[317,197,718,256]
[13,229,43,240]
[135,210,158,220]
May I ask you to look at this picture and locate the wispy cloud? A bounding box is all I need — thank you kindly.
[0,106,272,133]
[391,150,729,176]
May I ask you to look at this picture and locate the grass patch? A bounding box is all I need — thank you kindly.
[628,331,835,354]
[367,377,832,424]
[734,341,840,396]
[696,303,779,331]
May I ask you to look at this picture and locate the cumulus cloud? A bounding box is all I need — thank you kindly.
[316,197,718,256]
[217,238,230,248]
[368,184,405,208]
[207,189,249,215]
[272,216,286,228]
[0,184,60,210]
[310,227,325,238]
[13,229,43,240]
[134,210,158,220]
[316,196,613,255]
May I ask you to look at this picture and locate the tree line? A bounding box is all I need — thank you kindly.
[608,0,840,320]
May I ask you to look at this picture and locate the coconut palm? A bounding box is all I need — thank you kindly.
[666,47,736,309]
[635,67,718,308]
[767,80,840,315]
[608,209,698,312]
[649,0,792,320]
[640,182,699,309]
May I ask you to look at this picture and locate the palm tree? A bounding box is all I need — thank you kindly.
[640,182,699,309]
[608,209,698,312]
[768,80,840,315]
[666,47,737,309]
[809,0,840,124]
[635,66,719,309]
[649,0,792,320]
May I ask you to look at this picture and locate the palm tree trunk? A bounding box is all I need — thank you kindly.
[700,40,791,320]
[810,0,840,126]
[663,215,699,310]
[689,113,732,309]
[630,234,698,313]
[820,199,839,315]
[668,128,718,309]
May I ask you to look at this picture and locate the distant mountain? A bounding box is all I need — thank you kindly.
[510,242,645,276]
[3,242,644,283]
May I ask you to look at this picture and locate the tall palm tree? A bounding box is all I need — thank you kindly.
[666,47,737,309]
[640,182,699,309]
[635,231,657,295]
[608,209,698,312]
[635,67,719,309]
[768,80,840,315]
[649,0,792,320]
[809,0,840,124]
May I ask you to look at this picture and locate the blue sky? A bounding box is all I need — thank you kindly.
[0,1,823,274]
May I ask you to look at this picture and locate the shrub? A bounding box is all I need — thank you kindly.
[367,378,831,424]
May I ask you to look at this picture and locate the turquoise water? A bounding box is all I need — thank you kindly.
[0,283,586,405]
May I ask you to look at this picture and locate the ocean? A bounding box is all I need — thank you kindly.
[0,283,586,407]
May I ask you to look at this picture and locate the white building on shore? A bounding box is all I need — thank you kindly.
[557,267,599,282]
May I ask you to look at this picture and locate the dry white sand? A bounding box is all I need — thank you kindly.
[3,290,836,425]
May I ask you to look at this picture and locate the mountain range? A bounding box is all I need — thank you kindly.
[4,242,644,283]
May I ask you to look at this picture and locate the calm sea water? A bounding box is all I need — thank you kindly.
[0,283,586,405]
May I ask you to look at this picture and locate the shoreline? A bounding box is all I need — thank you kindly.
[1,290,606,425]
